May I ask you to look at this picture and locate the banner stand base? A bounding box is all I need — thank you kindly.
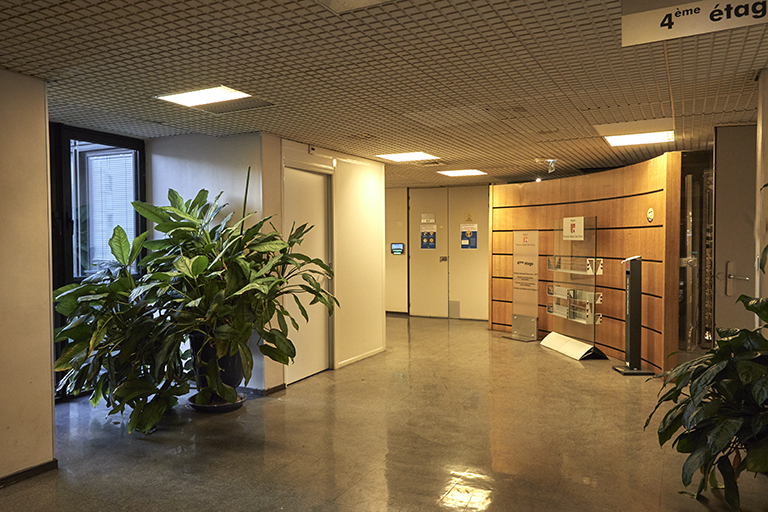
[613,365,655,376]
[541,332,607,361]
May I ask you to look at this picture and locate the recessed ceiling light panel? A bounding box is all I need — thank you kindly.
[604,131,675,147]
[593,119,675,147]
[376,152,439,162]
[157,86,251,107]
[437,169,487,177]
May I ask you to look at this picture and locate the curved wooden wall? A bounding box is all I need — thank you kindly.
[490,152,681,371]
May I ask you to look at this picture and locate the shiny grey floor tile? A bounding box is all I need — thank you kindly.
[2,315,767,511]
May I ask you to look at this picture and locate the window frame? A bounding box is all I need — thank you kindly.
[50,123,147,289]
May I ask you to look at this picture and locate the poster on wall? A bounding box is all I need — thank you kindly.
[460,223,477,249]
[563,216,584,241]
[421,224,436,249]
[513,231,539,319]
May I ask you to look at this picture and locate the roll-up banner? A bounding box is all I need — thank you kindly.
[513,231,539,318]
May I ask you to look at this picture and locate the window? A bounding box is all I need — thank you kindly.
[70,141,139,276]
[50,124,146,286]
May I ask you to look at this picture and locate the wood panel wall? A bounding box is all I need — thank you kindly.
[489,152,681,371]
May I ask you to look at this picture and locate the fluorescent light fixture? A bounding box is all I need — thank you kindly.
[593,119,675,147]
[604,131,675,147]
[157,86,251,107]
[437,169,487,177]
[536,177,542,182]
[376,152,439,162]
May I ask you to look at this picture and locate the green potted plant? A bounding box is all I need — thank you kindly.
[54,171,338,433]
[646,295,768,510]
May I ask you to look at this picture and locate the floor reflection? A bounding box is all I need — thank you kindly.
[2,316,767,512]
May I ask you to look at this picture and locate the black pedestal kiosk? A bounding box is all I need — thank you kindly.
[613,256,655,376]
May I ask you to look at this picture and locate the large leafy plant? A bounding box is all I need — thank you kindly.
[54,179,338,433]
[53,227,189,434]
[132,188,337,403]
[646,295,768,510]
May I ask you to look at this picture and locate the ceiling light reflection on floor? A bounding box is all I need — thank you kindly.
[441,484,493,510]
[440,468,493,510]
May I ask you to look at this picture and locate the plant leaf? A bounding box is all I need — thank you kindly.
[168,189,185,211]
[736,360,768,385]
[189,189,209,213]
[682,446,710,486]
[691,360,729,406]
[293,294,309,322]
[132,201,171,224]
[53,341,88,371]
[717,455,741,511]
[707,418,743,455]
[89,317,111,355]
[174,255,208,277]
[737,295,768,324]
[658,403,685,446]
[259,343,290,365]
[752,374,768,405]
[190,255,209,277]
[108,226,130,266]
[128,231,148,266]
[744,439,768,473]
[250,240,290,253]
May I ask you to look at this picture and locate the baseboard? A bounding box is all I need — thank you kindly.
[335,346,386,369]
[264,383,286,395]
[0,459,58,489]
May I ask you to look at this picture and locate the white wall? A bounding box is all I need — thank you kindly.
[385,188,408,313]
[448,185,489,320]
[147,133,262,218]
[148,134,386,388]
[146,133,267,388]
[333,157,387,366]
[275,140,386,368]
[0,69,55,479]
[258,133,286,391]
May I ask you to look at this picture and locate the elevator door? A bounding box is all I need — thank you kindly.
[283,167,330,384]
[714,126,757,330]
[408,188,449,317]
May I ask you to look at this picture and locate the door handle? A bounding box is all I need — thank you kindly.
[725,261,750,296]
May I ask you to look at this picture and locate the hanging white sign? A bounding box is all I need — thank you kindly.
[622,1,768,47]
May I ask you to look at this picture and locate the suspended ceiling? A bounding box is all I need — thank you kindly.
[1,0,766,188]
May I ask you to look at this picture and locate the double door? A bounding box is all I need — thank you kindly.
[407,186,488,320]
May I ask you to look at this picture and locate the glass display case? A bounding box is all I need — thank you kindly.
[546,216,602,344]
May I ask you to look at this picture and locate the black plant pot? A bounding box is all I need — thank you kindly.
[189,332,244,391]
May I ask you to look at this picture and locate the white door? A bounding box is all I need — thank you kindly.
[714,126,757,330]
[408,188,449,317]
[283,167,330,384]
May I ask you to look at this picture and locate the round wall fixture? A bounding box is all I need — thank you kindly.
[647,207,655,223]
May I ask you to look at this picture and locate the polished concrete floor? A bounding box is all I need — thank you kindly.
[2,315,767,511]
